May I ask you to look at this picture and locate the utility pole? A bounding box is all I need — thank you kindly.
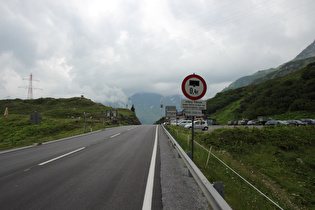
[19,73,42,99]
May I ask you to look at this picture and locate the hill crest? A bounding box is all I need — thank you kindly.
[223,40,315,91]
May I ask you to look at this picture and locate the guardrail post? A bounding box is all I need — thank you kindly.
[213,181,225,199]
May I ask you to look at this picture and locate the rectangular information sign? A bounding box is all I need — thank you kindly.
[165,106,177,118]
[181,100,206,110]
[184,110,203,116]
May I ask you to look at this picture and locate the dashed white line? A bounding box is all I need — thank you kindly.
[38,147,85,166]
[110,133,121,138]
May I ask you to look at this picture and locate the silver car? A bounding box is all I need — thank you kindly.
[184,120,209,131]
[178,120,192,127]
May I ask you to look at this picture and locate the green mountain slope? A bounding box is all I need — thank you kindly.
[206,62,315,124]
[222,68,277,91]
[0,97,140,149]
[252,56,315,85]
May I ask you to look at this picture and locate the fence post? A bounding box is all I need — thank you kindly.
[206,146,213,166]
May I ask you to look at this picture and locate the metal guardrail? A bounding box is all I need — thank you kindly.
[161,125,232,210]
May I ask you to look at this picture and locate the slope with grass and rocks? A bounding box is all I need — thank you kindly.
[0,97,141,150]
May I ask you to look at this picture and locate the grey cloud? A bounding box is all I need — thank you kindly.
[1,0,314,104]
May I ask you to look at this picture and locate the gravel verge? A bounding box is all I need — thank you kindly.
[159,128,210,209]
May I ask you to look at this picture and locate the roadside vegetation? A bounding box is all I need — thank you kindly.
[206,62,315,125]
[0,97,141,150]
[166,125,314,210]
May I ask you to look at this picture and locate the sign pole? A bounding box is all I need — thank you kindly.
[36,124,38,143]
[191,116,194,161]
[35,111,39,143]
[30,111,42,144]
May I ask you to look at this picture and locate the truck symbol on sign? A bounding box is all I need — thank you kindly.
[189,80,200,87]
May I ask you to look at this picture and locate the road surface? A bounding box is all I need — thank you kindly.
[0,125,209,209]
[0,125,162,209]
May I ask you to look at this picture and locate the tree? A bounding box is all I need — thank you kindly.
[131,104,135,113]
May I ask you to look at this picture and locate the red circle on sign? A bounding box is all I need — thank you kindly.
[181,74,207,100]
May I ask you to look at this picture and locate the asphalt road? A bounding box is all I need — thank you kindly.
[0,125,162,210]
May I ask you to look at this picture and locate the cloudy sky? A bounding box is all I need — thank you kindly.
[1,0,314,106]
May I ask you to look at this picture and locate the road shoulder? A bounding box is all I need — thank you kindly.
[158,127,210,209]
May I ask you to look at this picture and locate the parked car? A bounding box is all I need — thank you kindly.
[301,119,315,125]
[278,120,290,126]
[228,121,234,126]
[184,120,209,131]
[178,120,192,127]
[247,120,257,125]
[265,120,282,125]
[287,120,307,126]
[239,119,249,125]
[170,120,178,125]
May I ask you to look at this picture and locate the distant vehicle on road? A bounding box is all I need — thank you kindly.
[184,120,209,131]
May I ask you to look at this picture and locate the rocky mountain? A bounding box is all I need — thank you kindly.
[128,93,185,125]
[294,39,315,60]
[223,39,315,91]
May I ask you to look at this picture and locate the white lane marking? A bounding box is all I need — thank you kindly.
[110,133,121,138]
[142,126,158,210]
[38,147,85,166]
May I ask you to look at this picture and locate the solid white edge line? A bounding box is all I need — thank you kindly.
[142,126,158,210]
[38,147,85,166]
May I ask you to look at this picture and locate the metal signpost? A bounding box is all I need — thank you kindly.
[181,74,207,161]
[30,111,42,144]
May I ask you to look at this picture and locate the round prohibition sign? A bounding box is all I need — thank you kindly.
[181,74,207,100]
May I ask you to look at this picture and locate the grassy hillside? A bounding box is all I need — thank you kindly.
[222,68,277,91]
[206,62,315,124]
[167,125,315,209]
[0,97,140,150]
[252,56,315,85]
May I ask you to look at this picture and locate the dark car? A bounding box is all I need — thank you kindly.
[228,121,234,126]
[301,119,315,125]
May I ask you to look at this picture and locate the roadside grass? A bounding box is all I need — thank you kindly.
[166,125,314,210]
[0,114,118,150]
[0,97,140,150]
